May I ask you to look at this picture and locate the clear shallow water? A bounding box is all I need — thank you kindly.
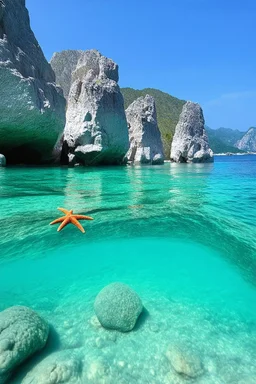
[0,156,256,383]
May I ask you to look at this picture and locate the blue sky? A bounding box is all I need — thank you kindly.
[26,0,256,131]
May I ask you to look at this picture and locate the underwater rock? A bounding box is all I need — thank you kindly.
[0,154,6,166]
[21,351,82,384]
[63,49,129,165]
[126,95,165,164]
[0,0,66,164]
[94,282,143,332]
[50,50,83,99]
[89,315,102,329]
[166,344,203,378]
[86,359,110,382]
[170,101,213,163]
[0,306,49,383]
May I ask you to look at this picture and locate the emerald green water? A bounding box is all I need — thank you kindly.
[0,157,255,383]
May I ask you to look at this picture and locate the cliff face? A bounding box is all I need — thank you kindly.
[122,88,186,158]
[171,102,214,163]
[50,50,83,99]
[0,0,66,164]
[126,95,164,164]
[235,127,256,152]
[62,50,129,165]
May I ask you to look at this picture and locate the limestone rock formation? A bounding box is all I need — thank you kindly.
[170,101,214,163]
[94,282,143,332]
[0,154,6,166]
[0,306,49,383]
[125,95,164,164]
[0,0,66,164]
[166,344,203,378]
[62,50,129,165]
[235,127,256,152]
[21,351,82,384]
[50,50,83,99]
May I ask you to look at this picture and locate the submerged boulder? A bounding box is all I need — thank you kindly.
[166,344,203,378]
[62,49,129,165]
[126,95,164,164]
[0,0,66,164]
[21,351,82,384]
[0,306,49,383]
[170,101,213,163]
[94,282,143,332]
[0,154,6,166]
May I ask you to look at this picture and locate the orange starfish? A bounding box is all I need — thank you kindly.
[50,207,93,233]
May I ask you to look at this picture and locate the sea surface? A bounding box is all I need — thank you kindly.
[0,155,255,383]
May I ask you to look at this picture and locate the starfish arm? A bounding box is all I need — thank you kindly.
[58,207,72,215]
[70,217,85,233]
[73,215,94,221]
[57,217,70,232]
[50,216,65,225]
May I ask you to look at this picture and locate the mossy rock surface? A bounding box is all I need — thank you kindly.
[94,282,143,332]
[0,306,49,383]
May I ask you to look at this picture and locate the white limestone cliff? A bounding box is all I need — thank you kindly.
[126,95,164,164]
[0,0,66,164]
[171,102,213,163]
[63,50,129,165]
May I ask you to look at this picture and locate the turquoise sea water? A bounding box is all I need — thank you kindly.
[0,156,255,383]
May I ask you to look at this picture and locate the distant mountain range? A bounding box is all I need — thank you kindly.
[235,127,256,152]
[121,88,255,155]
[205,127,256,153]
[205,127,244,154]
